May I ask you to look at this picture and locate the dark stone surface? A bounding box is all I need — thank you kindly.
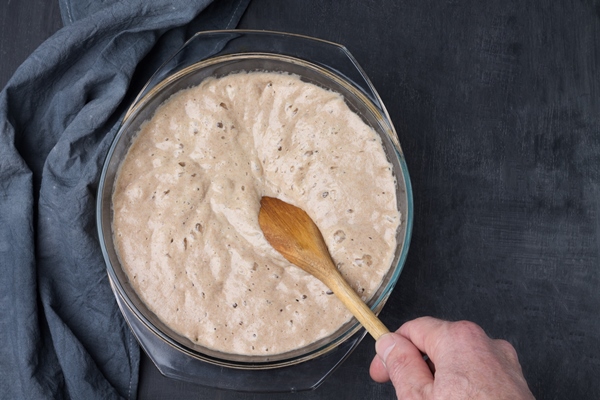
[3,0,599,398]
[0,0,62,89]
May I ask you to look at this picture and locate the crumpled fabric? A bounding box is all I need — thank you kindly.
[0,0,250,398]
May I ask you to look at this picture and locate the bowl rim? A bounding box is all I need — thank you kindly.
[97,30,414,369]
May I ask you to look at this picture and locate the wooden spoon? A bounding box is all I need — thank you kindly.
[258,196,389,340]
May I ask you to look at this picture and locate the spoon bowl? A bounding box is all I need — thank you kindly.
[258,196,389,340]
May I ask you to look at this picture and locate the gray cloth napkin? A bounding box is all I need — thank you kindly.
[0,0,250,398]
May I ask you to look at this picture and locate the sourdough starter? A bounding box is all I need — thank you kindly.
[112,71,400,356]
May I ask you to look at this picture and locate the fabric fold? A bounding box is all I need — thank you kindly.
[0,0,250,398]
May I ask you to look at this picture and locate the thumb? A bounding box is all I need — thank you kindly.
[375,333,434,399]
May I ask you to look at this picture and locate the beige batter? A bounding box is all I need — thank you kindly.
[112,71,400,356]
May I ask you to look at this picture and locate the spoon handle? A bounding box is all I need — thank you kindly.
[327,271,389,340]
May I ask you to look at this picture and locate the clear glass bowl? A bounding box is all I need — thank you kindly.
[97,30,413,392]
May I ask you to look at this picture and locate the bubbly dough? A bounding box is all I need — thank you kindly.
[112,72,400,356]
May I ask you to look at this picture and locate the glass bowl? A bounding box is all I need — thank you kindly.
[97,30,413,392]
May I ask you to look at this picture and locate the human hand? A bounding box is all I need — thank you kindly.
[370,317,534,399]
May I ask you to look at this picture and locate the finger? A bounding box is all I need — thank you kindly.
[369,353,390,382]
[400,317,498,367]
[375,333,434,398]
[398,316,450,361]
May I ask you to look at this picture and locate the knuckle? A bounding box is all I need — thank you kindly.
[494,339,519,363]
[449,320,487,340]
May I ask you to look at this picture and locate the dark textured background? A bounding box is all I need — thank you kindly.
[2,0,599,399]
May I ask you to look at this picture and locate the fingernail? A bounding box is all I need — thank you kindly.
[376,333,397,365]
